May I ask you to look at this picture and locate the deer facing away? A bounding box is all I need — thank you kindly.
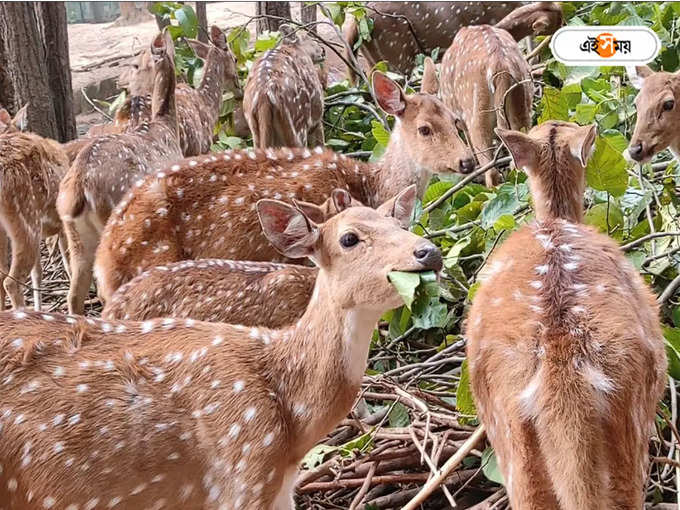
[466,121,667,509]
[57,31,182,315]
[100,189,372,324]
[0,108,70,311]
[243,24,327,148]
[626,65,680,162]
[439,24,534,187]
[93,72,473,302]
[0,186,442,510]
[122,25,241,157]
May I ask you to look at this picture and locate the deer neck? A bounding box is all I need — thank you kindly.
[370,119,429,205]
[495,4,537,41]
[198,48,227,121]
[529,171,585,224]
[266,272,382,457]
[151,59,179,141]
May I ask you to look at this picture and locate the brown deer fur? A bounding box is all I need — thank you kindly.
[0,128,69,310]
[101,189,366,323]
[57,32,182,315]
[626,65,680,162]
[0,104,28,134]
[0,188,442,510]
[93,73,472,301]
[466,121,667,510]
[123,25,241,157]
[243,25,326,148]
[440,25,533,187]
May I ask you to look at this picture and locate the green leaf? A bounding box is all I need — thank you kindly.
[388,271,420,310]
[574,103,598,125]
[371,120,390,146]
[339,432,373,457]
[412,297,447,329]
[108,90,127,116]
[561,82,582,109]
[254,32,279,52]
[467,281,481,302]
[175,5,198,38]
[301,444,337,469]
[493,214,516,231]
[480,184,527,230]
[456,359,476,415]
[663,327,680,379]
[423,181,453,205]
[673,308,680,328]
[538,86,569,123]
[325,3,344,26]
[388,403,411,427]
[482,448,505,485]
[584,202,624,235]
[586,133,628,197]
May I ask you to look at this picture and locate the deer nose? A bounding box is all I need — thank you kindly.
[414,243,443,272]
[460,157,475,174]
[629,143,644,161]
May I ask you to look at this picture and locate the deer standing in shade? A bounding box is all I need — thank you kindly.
[466,121,667,509]
[0,186,441,510]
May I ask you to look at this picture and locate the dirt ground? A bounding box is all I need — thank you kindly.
[68,2,348,130]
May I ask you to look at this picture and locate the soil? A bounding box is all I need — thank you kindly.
[67,2,350,131]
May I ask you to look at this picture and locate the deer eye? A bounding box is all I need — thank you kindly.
[418,125,432,136]
[663,99,675,111]
[339,232,359,248]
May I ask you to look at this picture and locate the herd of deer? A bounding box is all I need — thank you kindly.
[0,2,674,509]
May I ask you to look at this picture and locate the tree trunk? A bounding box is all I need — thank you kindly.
[0,2,59,139]
[196,2,208,43]
[300,2,316,33]
[0,32,15,110]
[256,2,291,34]
[35,2,77,142]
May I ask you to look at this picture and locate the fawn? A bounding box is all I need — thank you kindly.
[0,104,27,134]
[465,121,667,509]
[626,65,680,162]
[439,24,534,187]
[100,189,372,324]
[343,2,561,82]
[57,31,182,315]
[122,25,241,157]
[243,24,326,148]
[0,186,441,510]
[0,106,70,311]
[93,71,473,302]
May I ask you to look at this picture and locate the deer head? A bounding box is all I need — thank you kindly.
[258,184,442,312]
[372,72,475,190]
[150,30,176,122]
[187,25,242,98]
[0,104,28,133]
[294,189,360,224]
[496,121,597,223]
[279,23,325,64]
[496,2,563,40]
[626,65,680,162]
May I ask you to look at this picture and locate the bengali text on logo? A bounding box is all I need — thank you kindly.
[550,26,659,65]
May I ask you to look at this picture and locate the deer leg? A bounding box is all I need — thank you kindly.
[308,122,325,148]
[4,231,38,310]
[64,218,99,315]
[468,118,501,188]
[0,228,8,310]
[58,232,71,279]
[30,248,42,311]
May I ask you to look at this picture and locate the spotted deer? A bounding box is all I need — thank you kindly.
[93,72,473,302]
[0,187,442,510]
[439,25,534,187]
[100,189,375,324]
[243,24,326,148]
[122,25,241,157]
[0,118,70,310]
[626,65,680,162]
[465,121,667,510]
[57,31,182,315]
[343,2,561,82]
[0,104,28,134]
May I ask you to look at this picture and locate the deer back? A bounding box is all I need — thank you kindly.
[243,32,325,148]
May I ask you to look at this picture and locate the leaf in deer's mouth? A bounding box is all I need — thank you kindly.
[388,270,437,310]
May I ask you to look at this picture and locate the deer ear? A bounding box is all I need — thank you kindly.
[495,128,540,173]
[331,188,352,213]
[210,25,228,50]
[12,104,28,131]
[569,124,597,167]
[186,39,210,59]
[0,108,11,126]
[257,199,320,259]
[376,184,417,228]
[421,57,439,95]
[292,199,326,224]
[152,29,175,63]
[626,65,653,90]
[372,72,406,116]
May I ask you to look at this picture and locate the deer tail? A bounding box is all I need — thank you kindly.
[342,17,359,85]
[56,163,87,221]
[527,358,611,510]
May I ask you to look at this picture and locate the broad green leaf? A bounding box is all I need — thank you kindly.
[340,432,373,457]
[561,82,582,109]
[423,181,453,205]
[538,86,569,123]
[663,327,680,379]
[175,5,198,38]
[388,403,411,428]
[254,33,279,52]
[467,281,481,302]
[584,202,624,235]
[482,448,505,485]
[371,120,390,146]
[480,184,527,230]
[412,297,447,329]
[301,444,337,469]
[673,308,680,328]
[326,138,350,149]
[574,103,598,124]
[586,133,628,197]
[494,214,516,231]
[456,359,476,415]
[388,271,420,309]
[457,200,483,223]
